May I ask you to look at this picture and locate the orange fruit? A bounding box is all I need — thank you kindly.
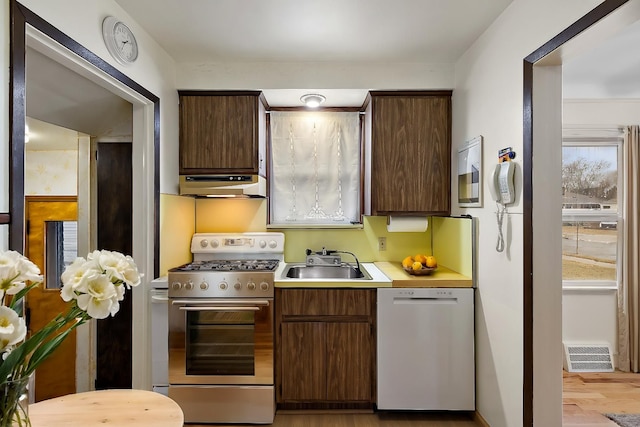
[425,256,437,268]
[415,254,427,265]
[402,256,414,268]
[411,261,423,271]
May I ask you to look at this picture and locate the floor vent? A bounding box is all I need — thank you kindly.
[563,343,614,373]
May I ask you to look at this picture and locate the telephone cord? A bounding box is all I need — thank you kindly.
[496,203,506,252]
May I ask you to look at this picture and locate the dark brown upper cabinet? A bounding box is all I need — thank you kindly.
[178,91,268,175]
[364,90,452,216]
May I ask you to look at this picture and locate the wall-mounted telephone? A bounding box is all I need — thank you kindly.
[489,161,516,205]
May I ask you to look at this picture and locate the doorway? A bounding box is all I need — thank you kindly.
[9,1,160,390]
[524,0,640,425]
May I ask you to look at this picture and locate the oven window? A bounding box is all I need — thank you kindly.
[186,311,255,376]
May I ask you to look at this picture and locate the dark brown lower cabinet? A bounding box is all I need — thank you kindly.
[276,289,375,408]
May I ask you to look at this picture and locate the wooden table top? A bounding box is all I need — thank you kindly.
[29,389,184,427]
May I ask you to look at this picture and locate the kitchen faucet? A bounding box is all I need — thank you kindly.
[305,247,363,275]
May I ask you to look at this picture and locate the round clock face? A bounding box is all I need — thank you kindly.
[102,16,138,65]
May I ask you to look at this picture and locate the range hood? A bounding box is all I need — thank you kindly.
[179,175,266,197]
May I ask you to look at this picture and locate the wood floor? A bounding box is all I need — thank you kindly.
[186,370,640,426]
[187,411,480,427]
[563,370,640,426]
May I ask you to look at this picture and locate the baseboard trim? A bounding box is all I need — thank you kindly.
[277,409,374,414]
[474,410,490,427]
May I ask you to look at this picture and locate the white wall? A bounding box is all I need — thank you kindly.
[453,1,602,426]
[565,98,640,125]
[177,61,454,91]
[562,290,618,360]
[25,150,78,195]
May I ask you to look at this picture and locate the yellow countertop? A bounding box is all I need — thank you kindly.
[374,261,473,288]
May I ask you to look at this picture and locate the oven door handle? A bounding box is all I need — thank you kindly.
[178,306,260,312]
[171,299,270,306]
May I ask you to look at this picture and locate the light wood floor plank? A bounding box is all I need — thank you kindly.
[563,370,640,426]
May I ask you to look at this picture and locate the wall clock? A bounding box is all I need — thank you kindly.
[102,16,138,65]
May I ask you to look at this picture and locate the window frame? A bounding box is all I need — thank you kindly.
[266,108,365,229]
[561,137,623,290]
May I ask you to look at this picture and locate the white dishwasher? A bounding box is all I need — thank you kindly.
[377,287,475,410]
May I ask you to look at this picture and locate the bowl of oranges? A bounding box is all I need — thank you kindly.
[401,254,438,275]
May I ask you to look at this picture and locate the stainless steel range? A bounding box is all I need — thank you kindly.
[167,232,284,424]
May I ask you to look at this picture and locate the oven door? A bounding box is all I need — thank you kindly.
[168,298,273,385]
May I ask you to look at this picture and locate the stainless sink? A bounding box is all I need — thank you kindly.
[284,264,372,280]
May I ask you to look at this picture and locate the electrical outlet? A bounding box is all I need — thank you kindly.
[378,237,387,251]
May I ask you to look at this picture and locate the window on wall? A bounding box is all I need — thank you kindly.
[561,139,622,287]
[268,111,361,226]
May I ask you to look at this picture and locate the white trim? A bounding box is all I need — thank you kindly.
[25,25,155,391]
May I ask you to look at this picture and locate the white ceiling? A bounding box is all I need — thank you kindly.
[114,0,514,107]
[114,0,514,64]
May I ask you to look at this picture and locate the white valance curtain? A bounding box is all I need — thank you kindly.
[269,111,361,225]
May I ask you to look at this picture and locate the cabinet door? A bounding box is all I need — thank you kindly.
[279,289,326,316]
[179,95,259,174]
[281,289,373,317]
[326,322,372,401]
[280,322,326,401]
[325,289,372,316]
[224,96,259,171]
[370,93,451,215]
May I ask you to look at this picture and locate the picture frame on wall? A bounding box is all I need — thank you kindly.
[457,136,483,207]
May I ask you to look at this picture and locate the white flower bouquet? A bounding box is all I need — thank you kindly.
[0,249,142,426]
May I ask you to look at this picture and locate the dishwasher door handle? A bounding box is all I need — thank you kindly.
[393,297,458,304]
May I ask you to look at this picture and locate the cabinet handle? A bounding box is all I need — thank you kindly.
[393,297,457,304]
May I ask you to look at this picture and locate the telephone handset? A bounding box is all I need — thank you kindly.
[489,162,515,205]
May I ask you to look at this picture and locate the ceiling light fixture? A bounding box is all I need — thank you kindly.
[300,93,326,108]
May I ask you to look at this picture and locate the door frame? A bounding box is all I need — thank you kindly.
[9,1,160,390]
[523,0,636,425]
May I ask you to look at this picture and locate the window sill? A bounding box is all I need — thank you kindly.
[562,283,618,291]
[267,223,364,230]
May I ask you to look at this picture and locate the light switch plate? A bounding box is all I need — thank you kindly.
[378,237,387,251]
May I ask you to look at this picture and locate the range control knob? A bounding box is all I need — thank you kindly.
[171,282,182,291]
[219,282,228,290]
[200,281,209,290]
[199,239,208,248]
[247,281,256,291]
[210,239,219,248]
[259,240,267,249]
[260,282,270,291]
[234,282,242,290]
[268,240,277,249]
[184,280,194,291]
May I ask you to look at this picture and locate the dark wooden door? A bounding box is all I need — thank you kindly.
[95,142,132,389]
[370,92,452,215]
[279,322,326,401]
[179,93,259,174]
[326,322,372,401]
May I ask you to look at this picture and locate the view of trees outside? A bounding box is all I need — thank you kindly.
[562,145,618,281]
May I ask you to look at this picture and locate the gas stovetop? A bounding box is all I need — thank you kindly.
[168,233,284,299]
[170,259,280,273]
